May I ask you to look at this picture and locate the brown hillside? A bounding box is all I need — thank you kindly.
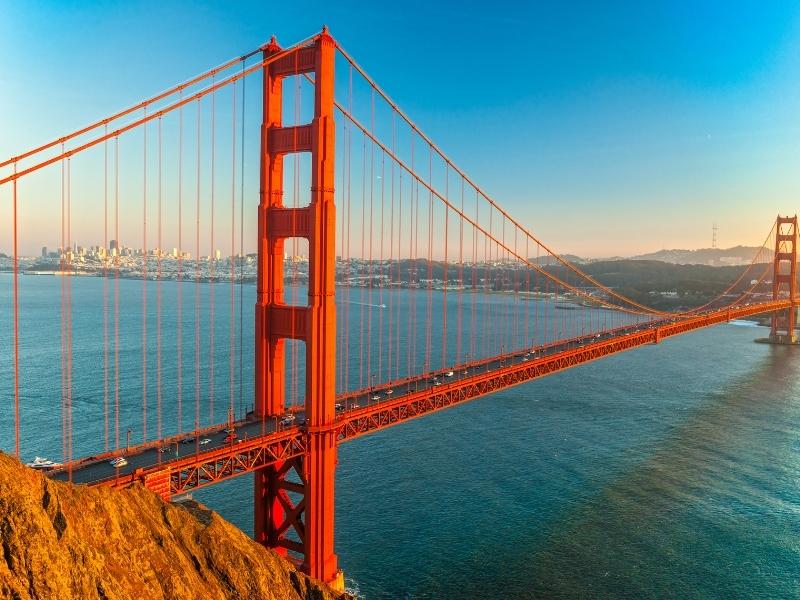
[0,453,349,600]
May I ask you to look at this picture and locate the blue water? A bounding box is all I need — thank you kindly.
[1,274,798,598]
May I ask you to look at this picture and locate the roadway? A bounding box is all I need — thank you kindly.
[51,314,680,486]
[50,299,786,490]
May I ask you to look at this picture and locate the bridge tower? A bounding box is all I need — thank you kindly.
[254,28,342,589]
[769,215,798,344]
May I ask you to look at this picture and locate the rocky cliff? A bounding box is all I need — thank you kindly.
[0,453,348,600]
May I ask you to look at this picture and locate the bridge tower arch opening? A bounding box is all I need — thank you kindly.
[254,28,341,589]
[768,215,798,344]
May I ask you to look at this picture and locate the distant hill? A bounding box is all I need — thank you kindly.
[534,254,587,266]
[543,246,766,267]
[629,246,766,266]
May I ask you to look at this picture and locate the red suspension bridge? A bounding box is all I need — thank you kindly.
[0,28,797,589]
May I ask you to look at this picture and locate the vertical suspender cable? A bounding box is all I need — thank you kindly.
[485,208,491,358]
[239,65,245,418]
[66,156,73,475]
[157,117,163,443]
[425,144,433,372]
[103,129,109,452]
[378,149,385,381]
[336,117,346,393]
[388,112,396,381]
[457,176,463,366]
[525,234,530,348]
[409,136,416,377]
[114,137,120,450]
[230,80,237,418]
[367,90,375,388]
[344,65,353,392]
[395,147,403,380]
[61,151,66,461]
[177,98,184,434]
[142,109,148,444]
[442,166,449,370]
[359,132,366,390]
[12,167,20,458]
[209,79,216,425]
[469,186,475,362]
[195,98,201,441]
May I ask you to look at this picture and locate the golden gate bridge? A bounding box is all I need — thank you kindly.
[0,28,797,590]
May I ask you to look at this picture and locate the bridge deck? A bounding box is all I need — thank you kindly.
[50,300,789,497]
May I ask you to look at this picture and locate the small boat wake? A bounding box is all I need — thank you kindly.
[344,576,365,599]
[342,300,387,309]
[729,319,764,328]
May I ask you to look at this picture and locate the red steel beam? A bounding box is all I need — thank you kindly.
[80,300,788,498]
[94,430,307,495]
[337,300,790,442]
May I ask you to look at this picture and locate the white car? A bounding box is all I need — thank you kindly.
[370,395,381,401]
[384,389,394,395]
[199,438,211,446]
[109,457,127,468]
[444,371,454,377]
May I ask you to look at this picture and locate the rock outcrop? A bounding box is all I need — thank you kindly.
[0,453,348,600]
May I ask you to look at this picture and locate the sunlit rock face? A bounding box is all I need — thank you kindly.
[0,453,348,600]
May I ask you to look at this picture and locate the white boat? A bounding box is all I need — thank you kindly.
[26,456,61,470]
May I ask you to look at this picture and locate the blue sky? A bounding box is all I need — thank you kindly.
[2,1,800,256]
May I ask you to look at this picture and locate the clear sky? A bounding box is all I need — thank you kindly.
[2,1,800,257]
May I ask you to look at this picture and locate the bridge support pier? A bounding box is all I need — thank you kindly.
[761,215,799,345]
[254,28,342,589]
